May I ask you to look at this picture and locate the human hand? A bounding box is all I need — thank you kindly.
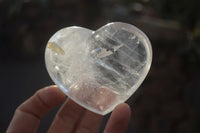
[6,85,131,133]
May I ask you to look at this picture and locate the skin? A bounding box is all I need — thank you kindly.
[6,85,131,133]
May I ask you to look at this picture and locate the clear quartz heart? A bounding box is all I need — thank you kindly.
[45,22,152,115]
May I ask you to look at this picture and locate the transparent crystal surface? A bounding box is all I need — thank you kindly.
[45,23,152,115]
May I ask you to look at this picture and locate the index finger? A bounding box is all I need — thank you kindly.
[6,85,66,133]
[103,103,131,133]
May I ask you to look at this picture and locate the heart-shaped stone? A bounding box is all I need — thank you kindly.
[45,22,152,115]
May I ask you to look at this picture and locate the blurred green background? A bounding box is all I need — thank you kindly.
[1,0,200,132]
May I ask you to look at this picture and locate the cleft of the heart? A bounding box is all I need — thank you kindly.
[45,22,152,115]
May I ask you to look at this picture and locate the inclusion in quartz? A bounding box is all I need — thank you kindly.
[45,22,152,115]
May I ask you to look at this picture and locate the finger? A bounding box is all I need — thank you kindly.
[103,103,131,133]
[48,99,85,133]
[75,110,103,133]
[6,85,66,133]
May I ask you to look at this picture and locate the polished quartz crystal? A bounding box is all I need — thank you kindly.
[45,22,152,115]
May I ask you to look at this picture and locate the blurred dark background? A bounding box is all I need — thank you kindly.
[1,0,200,132]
